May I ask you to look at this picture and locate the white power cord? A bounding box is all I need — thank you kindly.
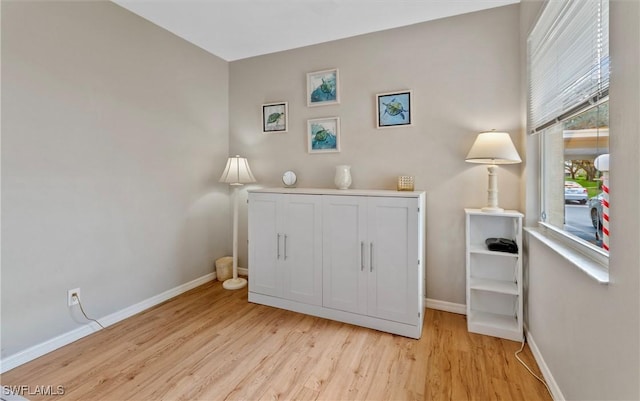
[73,294,106,330]
[515,337,553,399]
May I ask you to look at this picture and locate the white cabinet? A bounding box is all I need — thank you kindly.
[248,193,322,306]
[322,196,419,325]
[465,209,523,342]
[248,188,425,338]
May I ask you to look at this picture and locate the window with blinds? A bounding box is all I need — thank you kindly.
[528,0,609,132]
[528,0,610,256]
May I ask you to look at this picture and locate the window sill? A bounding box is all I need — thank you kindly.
[525,227,609,284]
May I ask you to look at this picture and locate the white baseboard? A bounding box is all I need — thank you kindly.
[525,328,564,401]
[425,298,466,315]
[1,272,215,373]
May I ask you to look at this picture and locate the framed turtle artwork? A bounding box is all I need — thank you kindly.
[375,90,413,128]
[262,102,288,133]
[307,69,340,107]
[307,117,340,153]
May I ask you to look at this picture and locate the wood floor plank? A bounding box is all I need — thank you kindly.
[1,281,552,401]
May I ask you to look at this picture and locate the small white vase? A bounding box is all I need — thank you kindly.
[334,165,352,190]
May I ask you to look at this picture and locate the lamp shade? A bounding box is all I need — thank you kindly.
[219,155,256,185]
[465,131,522,164]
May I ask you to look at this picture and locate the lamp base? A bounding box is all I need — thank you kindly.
[481,206,505,213]
[223,277,247,290]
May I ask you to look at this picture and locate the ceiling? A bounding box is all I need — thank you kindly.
[113,0,520,61]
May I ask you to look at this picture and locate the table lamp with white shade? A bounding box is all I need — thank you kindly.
[219,155,256,290]
[465,131,521,213]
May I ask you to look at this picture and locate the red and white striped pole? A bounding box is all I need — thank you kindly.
[594,154,610,251]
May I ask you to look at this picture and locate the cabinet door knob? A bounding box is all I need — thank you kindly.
[277,233,281,260]
[361,241,365,271]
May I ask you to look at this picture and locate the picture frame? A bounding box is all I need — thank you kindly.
[307,68,340,107]
[376,90,412,128]
[307,117,340,153]
[262,102,288,133]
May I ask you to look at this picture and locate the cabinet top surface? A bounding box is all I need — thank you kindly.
[464,208,523,218]
[249,187,425,198]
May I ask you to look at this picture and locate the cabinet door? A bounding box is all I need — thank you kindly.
[322,196,367,314]
[248,193,282,297]
[367,197,419,324]
[281,195,323,306]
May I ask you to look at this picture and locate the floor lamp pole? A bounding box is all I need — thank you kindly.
[223,185,247,290]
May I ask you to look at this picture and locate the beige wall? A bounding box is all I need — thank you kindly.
[229,4,522,305]
[1,1,231,358]
[523,1,640,399]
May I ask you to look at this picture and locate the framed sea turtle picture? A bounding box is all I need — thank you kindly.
[262,102,288,133]
[307,117,340,153]
[376,90,412,128]
[307,69,340,107]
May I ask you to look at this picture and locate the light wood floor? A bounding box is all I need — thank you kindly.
[2,281,552,401]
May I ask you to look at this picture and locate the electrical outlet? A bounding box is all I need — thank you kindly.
[67,288,80,307]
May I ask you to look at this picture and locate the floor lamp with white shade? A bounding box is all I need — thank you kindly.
[219,155,256,290]
[465,131,521,213]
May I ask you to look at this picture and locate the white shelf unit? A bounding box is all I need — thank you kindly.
[465,208,523,342]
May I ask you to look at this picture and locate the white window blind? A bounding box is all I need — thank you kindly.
[528,0,609,132]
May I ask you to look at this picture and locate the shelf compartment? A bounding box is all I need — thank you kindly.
[466,214,518,239]
[469,253,518,283]
[468,310,522,342]
[468,310,518,331]
[469,290,517,317]
[469,278,517,295]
